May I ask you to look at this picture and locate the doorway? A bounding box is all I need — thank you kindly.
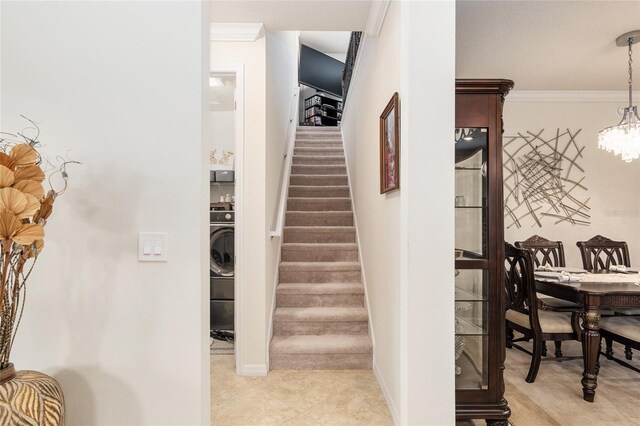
[208,65,244,374]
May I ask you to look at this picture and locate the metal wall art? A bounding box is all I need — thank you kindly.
[503,129,590,228]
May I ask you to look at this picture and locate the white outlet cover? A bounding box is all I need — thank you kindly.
[138,232,168,262]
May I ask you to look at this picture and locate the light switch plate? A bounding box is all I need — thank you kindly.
[138,232,168,262]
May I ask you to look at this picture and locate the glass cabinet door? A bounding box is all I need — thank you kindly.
[454,127,489,390]
[454,128,488,259]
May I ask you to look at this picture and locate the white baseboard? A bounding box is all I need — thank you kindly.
[238,364,268,376]
[373,360,399,426]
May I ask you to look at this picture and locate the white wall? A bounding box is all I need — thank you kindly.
[211,37,268,373]
[210,110,235,163]
[1,2,209,425]
[326,52,347,63]
[341,1,456,424]
[399,2,455,423]
[209,110,235,203]
[504,98,640,267]
[0,1,2,129]
[210,29,297,373]
[265,31,299,344]
[340,1,401,421]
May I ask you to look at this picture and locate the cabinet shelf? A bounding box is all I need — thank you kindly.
[455,251,485,260]
[455,316,486,336]
[322,104,341,112]
[306,114,339,121]
[455,287,486,302]
[304,94,342,127]
[305,104,341,112]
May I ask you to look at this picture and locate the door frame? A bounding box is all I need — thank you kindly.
[210,63,245,375]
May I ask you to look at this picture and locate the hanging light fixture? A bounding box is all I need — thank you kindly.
[598,30,640,162]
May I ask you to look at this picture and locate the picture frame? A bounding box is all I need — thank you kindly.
[380,92,400,193]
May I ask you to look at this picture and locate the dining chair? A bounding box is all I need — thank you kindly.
[576,235,630,272]
[576,235,637,317]
[576,235,638,359]
[515,235,581,358]
[504,242,581,383]
[600,316,640,373]
[515,234,566,268]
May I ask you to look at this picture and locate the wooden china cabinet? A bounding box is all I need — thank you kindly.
[454,79,513,424]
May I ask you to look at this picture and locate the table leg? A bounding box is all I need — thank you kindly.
[581,296,601,402]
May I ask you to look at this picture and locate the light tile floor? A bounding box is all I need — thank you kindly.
[459,339,640,426]
[213,340,640,425]
[211,355,393,425]
[502,339,640,426]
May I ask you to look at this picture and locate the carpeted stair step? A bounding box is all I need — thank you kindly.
[296,133,341,138]
[295,135,342,140]
[279,261,362,271]
[283,226,356,243]
[297,127,340,132]
[279,261,361,283]
[294,147,344,156]
[290,175,348,186]
[295,140,343,148]
[287,198,351,212]
[285,211,353,226]
[281,243,358,262]
[295,137,342,143]
[291,164,346,175]
[296,131,341,139]
[289,185,349,198]
[295,141,342,146]
[270,335,372,370]
[276,283,364,307]
[292,155,345,165]
[273,306,368,335]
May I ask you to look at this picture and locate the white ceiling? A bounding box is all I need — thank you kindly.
[210,1,372,31]
[299,31,351,55]
[457,1,640,90]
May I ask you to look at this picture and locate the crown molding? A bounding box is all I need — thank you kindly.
[508,90,640,102]
[365,0,390,36]
[210,23,264,42]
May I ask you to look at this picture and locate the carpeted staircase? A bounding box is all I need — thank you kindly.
[269,126,373,370]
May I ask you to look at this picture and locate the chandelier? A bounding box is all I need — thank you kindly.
[598,30,640,162]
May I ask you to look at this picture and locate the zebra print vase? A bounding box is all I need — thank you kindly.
[0,363,65,425]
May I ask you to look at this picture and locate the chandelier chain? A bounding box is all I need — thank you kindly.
[629,37,634,107]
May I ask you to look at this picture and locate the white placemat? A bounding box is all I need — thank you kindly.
[545,267,588,274]
[580,273,640,284]
[534,271,583,282]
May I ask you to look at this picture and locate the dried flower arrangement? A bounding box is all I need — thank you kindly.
[0,119,76,369]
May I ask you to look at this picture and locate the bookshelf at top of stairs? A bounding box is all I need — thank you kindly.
[269,126,372,370]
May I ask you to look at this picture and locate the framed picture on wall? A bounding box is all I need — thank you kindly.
[380,92,400,193]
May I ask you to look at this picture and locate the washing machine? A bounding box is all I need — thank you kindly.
[210,211,234,333]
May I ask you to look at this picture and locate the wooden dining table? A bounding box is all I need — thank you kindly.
[535,276,640,402]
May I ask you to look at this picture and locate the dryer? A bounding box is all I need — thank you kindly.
[210,211,234,333]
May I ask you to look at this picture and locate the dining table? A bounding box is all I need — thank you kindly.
[535,273,640,402]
